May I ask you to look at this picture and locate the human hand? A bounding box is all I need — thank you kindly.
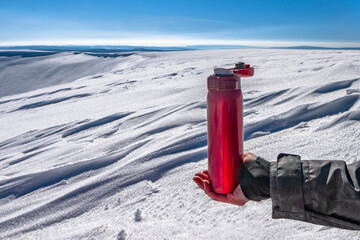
[192,152,258,206]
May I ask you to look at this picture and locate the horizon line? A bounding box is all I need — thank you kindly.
[1,38,360,48]
[1,45,360,51]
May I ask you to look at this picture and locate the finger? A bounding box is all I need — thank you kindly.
[195,172,210,182]
[203,180,229,203]
[203,169,209,175]
[193,176,205,190]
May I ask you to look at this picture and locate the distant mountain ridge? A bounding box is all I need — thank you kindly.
[0,45,193,52]
[270,45,360,50]
[0,45,360,52]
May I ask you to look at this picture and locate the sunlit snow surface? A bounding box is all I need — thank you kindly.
[0,49,360,239]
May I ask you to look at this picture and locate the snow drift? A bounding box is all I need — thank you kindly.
[0,49,360,239]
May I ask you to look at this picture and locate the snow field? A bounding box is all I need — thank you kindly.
[0,49,360,239]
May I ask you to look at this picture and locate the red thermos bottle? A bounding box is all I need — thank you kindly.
[207,62,254,194]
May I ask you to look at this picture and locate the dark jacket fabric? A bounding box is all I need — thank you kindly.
[270,153,360,230]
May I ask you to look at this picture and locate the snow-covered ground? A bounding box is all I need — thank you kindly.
[0,49,360,239]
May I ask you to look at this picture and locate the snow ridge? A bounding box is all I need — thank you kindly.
[0,49,360,239]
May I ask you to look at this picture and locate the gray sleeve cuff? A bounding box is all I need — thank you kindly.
[270,153,306,221]
[270,154,360,229]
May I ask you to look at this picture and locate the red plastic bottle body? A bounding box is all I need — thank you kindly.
[207,76,243,194]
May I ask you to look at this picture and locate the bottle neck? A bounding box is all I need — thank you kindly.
[207,75,241,91]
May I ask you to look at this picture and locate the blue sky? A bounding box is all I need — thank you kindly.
[0,0,359,47]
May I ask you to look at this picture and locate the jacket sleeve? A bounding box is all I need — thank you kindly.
[270,153,360,230]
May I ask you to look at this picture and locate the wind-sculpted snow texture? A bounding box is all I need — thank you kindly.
[0,50,360,239]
